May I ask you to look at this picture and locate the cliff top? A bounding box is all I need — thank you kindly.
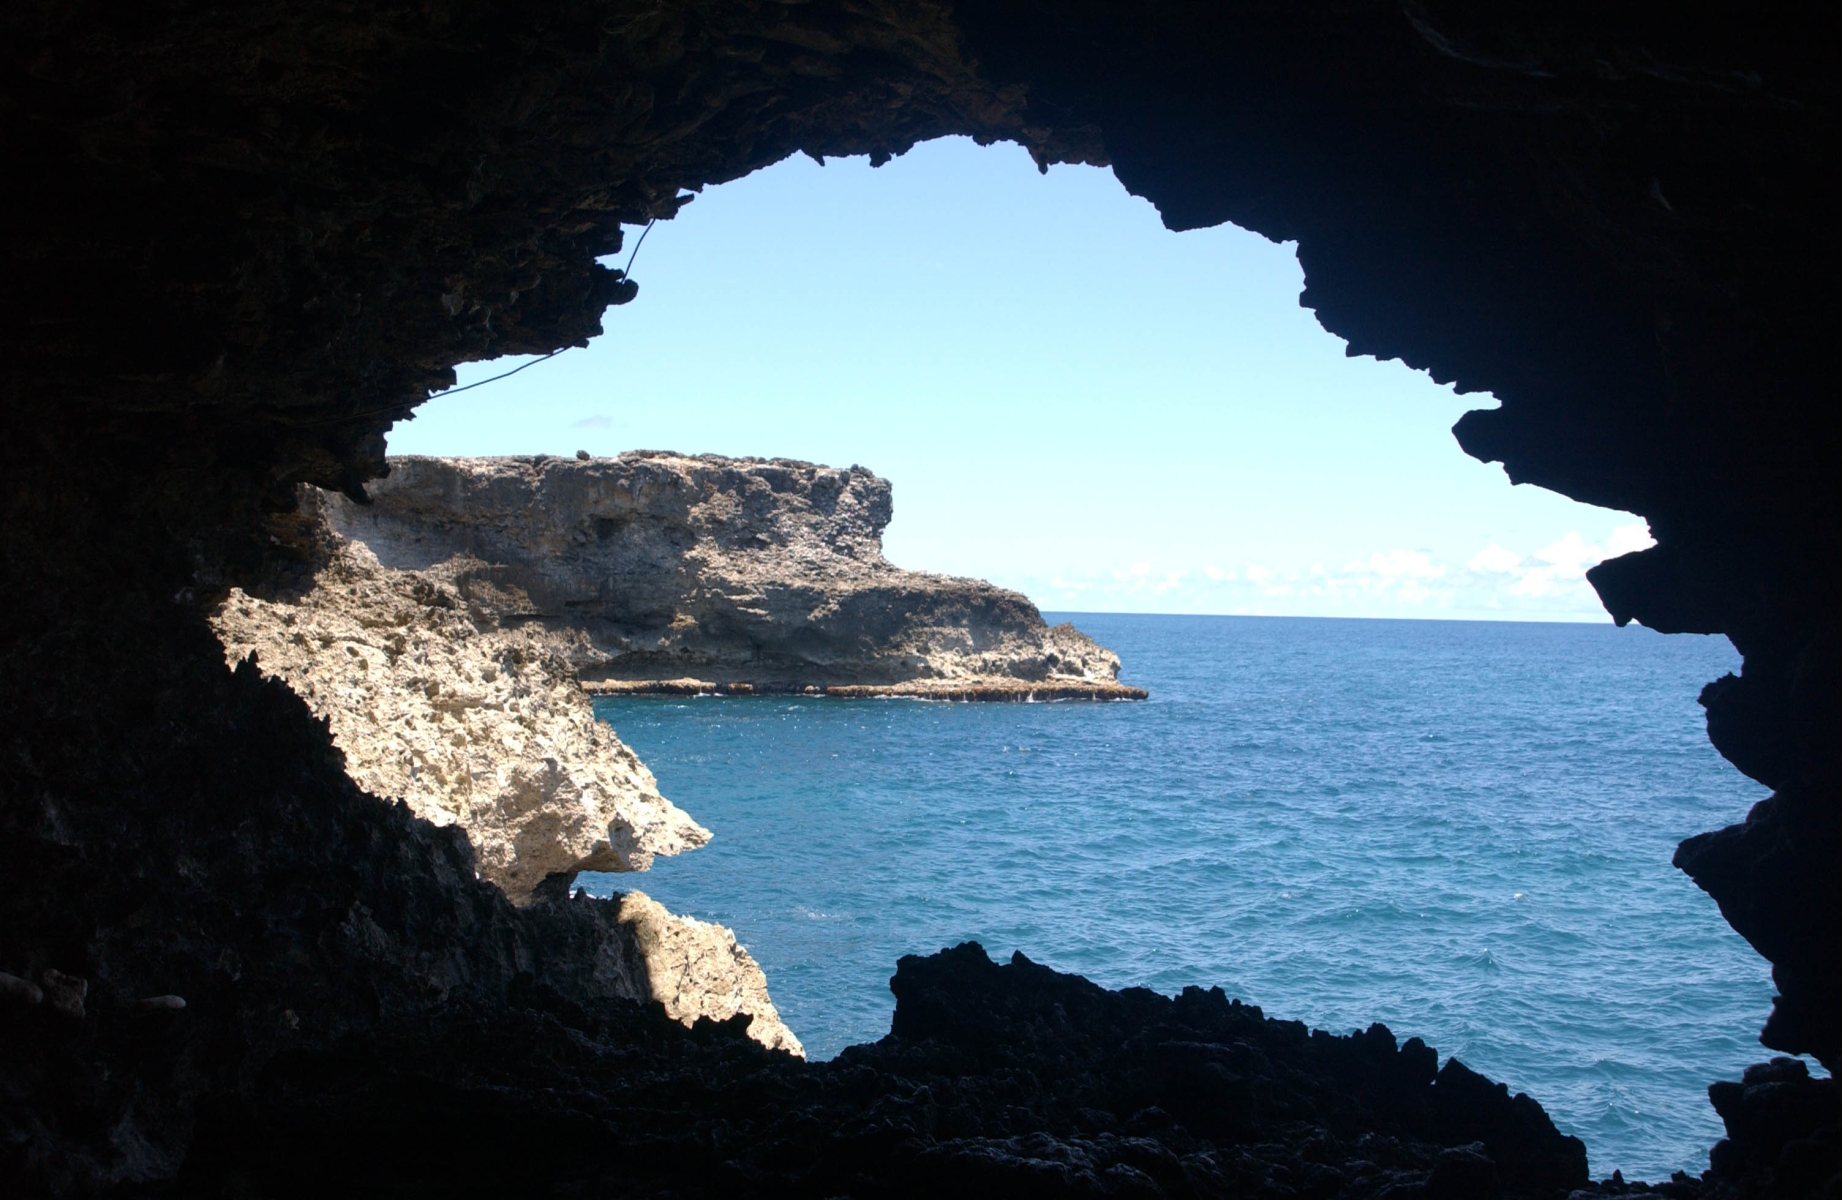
[357,452,897,571]
[324,452,1136,694]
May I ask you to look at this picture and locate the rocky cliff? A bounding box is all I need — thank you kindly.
[209,497,801,1053]
[606,889,802,1056]
[322,452,1145,699]
[212,514,710,901]
[202,446,1130,1053]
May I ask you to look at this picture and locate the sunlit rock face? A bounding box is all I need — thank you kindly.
[608,889,803,1056]
[211,503,713,902]
[209,491,803,1054]
[2,0,1839,1192]
[318,453,1134,696]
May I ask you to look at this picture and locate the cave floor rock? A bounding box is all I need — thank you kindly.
[176,942,1590,1199]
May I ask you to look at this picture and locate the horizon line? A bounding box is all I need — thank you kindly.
[1033,608,1676,630]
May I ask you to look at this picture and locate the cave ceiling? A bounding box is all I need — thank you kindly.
[6,1,1834,531]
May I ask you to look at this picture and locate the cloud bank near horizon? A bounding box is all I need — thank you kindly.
[1011,523,1654,622]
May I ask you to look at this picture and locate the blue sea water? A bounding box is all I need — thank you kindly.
[583,614,1789,1180]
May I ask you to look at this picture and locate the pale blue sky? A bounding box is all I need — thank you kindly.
[391,137,1647,620]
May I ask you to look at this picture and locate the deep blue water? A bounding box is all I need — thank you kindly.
[583,614,1787,1179]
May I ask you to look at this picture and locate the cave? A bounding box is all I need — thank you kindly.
[2,0,1837,1194]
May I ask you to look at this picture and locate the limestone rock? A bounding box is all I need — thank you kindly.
[612,891,803,1057]
[319,453,1142,698]
[212,517,710,903]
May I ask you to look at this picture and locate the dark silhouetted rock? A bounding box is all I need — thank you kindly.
[176,942,1587,1198]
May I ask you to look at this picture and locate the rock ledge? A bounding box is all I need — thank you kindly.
[326,452,1144,700]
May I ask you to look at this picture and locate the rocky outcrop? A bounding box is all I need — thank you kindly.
[209,497,800,1053]
[1702,1057,1841,1195]
[1589,548,1842,1071]
[179,942,1587,1198]
[606,889,802,1056]
[212,507,711,902]
[518,883,800,1056]
[321,453,1143,699]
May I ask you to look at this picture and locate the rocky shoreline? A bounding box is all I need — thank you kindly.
[206,451,1146,1058]
[175,940,1597,1198]
[582,676,1150,701]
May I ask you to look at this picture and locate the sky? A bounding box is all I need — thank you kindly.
[389,136,1651,621]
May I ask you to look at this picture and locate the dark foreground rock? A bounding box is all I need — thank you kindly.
[1560,1058,1842,1200]
[1700,1058,1842,1199]
[178,941,1586,1198]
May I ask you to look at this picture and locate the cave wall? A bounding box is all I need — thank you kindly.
[3,0,1839,1188]
[947,0,1842,1065]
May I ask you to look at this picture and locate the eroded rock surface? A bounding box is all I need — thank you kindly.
[608,889,802,1057]
[209,497,799,1054]
[212,506,710,902]
[322,453,1142,698]
[179,942,1587,1198]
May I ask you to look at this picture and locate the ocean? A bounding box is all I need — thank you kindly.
[583,613,1786,1180]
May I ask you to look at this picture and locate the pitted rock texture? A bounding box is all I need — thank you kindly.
[610,889,802,1057]
[0,620,792,1190]
[212,510,711,902]
[178,942,1588,1198]
[208,504,797,1052]
[320,453,1138,697]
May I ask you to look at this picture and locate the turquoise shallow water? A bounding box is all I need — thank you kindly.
[584,614,1788,1180]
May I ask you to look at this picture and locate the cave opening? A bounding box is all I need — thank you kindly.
[5,1,1838,1194]
[377,136,1790,1175]
[403,136,1651,623]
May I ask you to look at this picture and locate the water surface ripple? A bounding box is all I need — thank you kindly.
[586,614,1784,1179]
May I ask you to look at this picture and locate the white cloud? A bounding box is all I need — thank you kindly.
[1096,560,1193,596]
[1534,530,1597,570]
[572,415,613,429]
[1005,521,1656,621]
[1468,544,1521,574]
[1348,549,1445,580]
[1475,524,1656,598]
